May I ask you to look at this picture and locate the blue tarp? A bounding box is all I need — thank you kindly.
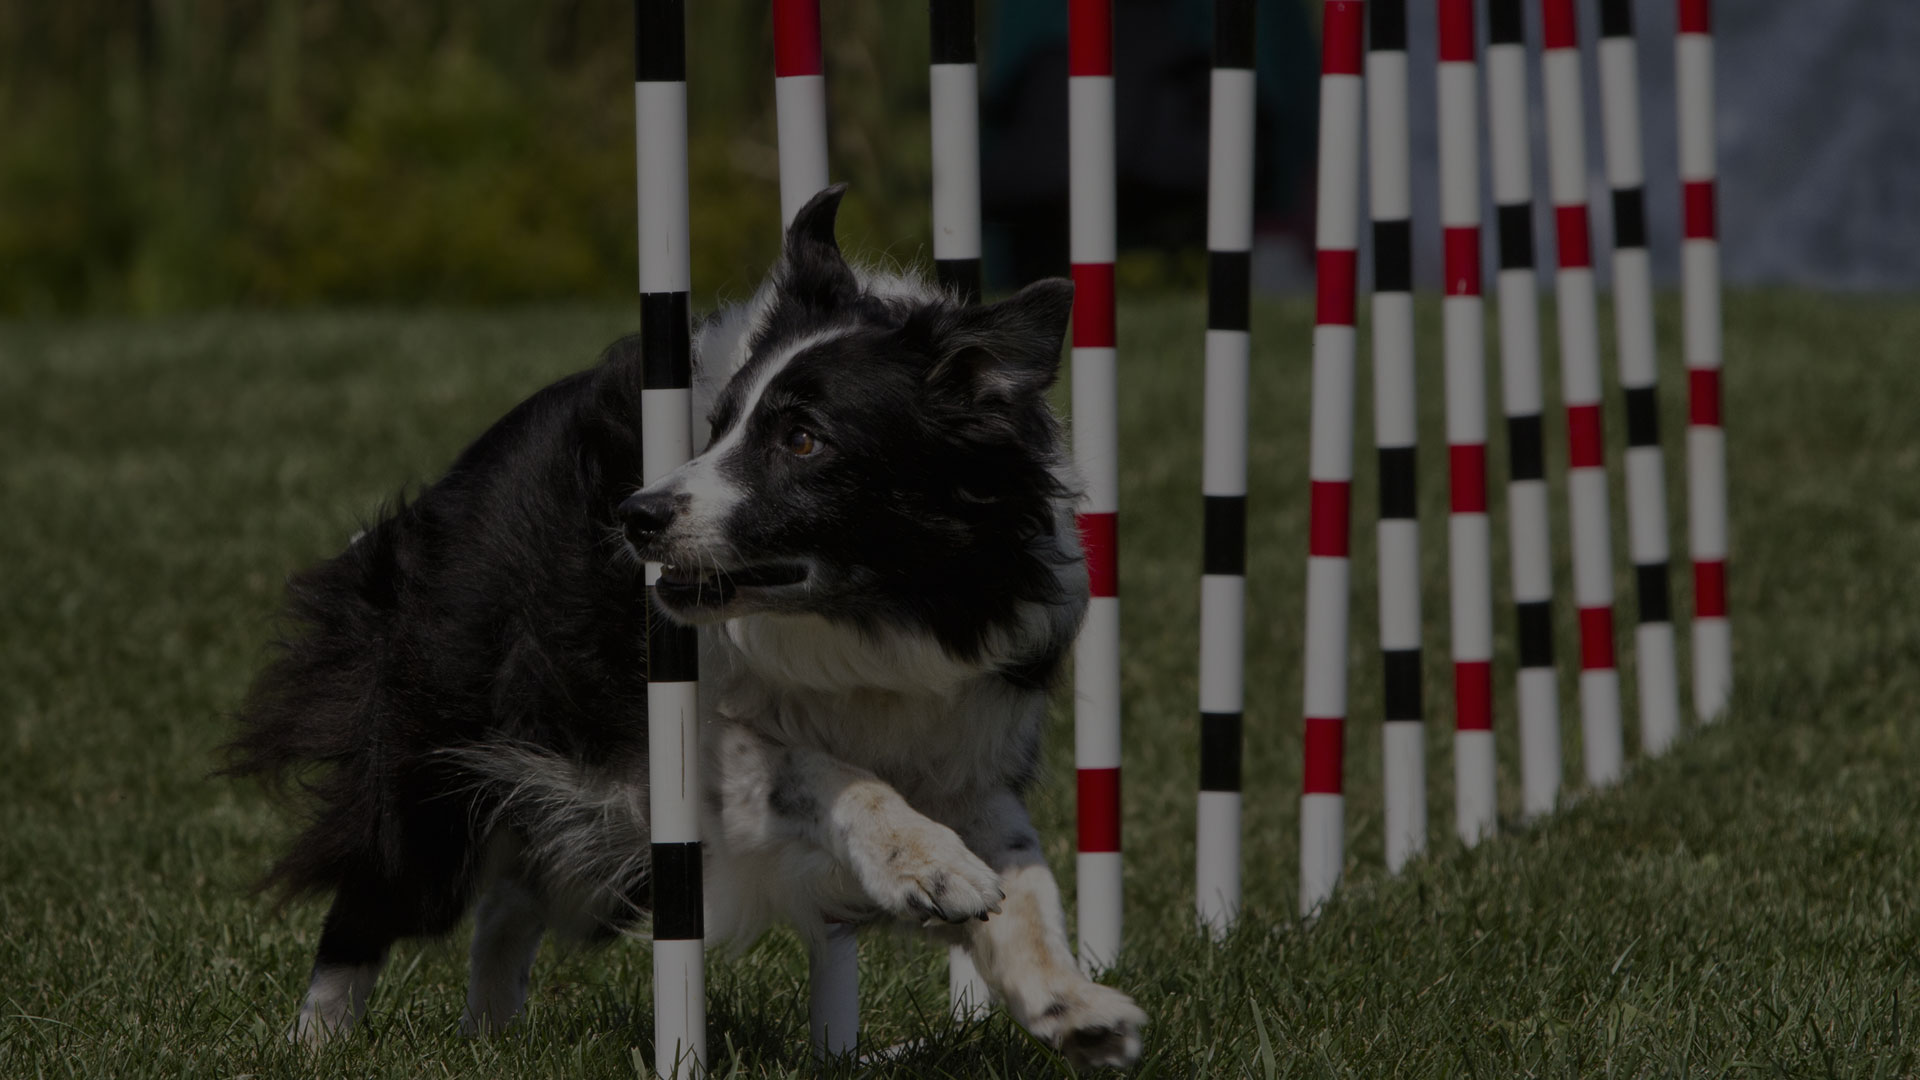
[1386,0,1920,290]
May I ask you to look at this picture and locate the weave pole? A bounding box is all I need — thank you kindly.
[1437,0,1495,846]
[771,0,858,1056]
[1300,0,1363,916]
[1540,0,1625,787]
[636,3,704,1076]
[1677,0,1729,721]
[1069,0,1123,972]
[930,0,983,305]
[1366,0,1426,873]
[774,0,830,226]
[1195,0,1256,938]
[929,0,991,1018]
[1597,0,1681,756]
[1485,0,1561,819]
[807,922,858,1058]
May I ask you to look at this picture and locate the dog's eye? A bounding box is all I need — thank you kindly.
[783,428,822,457]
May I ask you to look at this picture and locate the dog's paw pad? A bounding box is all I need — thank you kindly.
[1025,983,1147,1070]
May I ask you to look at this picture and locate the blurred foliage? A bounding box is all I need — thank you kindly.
[0,0,947,314]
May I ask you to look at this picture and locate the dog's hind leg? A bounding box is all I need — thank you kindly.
[288,809,481,1047]
[290,883,396,1047]
[461,874,547,1036]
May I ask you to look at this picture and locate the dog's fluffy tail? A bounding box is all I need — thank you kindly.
[446,742,654,927]
[220,506,433,901]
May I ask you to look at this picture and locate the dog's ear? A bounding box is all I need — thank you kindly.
[777,184,860,312]
[928,278,1075,403]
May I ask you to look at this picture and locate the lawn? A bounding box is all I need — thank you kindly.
[2,291,1915,1077]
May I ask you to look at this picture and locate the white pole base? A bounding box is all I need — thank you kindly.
[1454,729,1497,847]
[1383,721,1426,874]
[1299,793,1344,917]
[1195,790,1242,939]
[1636,621,1682,756]
[809,922,859,1060]
[652,937,706,1080]
[1693,616,1732,722]
[1580,669,1625,787]
[1076,851,1123,974]
[1517,666,1562,821]
[947,945,990,1022]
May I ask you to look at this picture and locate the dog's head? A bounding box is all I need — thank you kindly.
[621,187,1081,657]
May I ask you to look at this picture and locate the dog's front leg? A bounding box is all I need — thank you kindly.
[709,725,1005,925]
[944,788,1146,1069]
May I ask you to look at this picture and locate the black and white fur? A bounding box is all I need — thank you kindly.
[225,187,1145,1067]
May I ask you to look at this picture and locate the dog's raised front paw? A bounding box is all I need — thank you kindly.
[846,816,1004,924]
[1022,981,1147,1070]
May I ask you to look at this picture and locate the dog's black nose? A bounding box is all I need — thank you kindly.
[619,490,678,543]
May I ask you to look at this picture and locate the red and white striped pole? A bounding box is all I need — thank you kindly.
[1069,0,1123,970]
[1597,0,1681,756]
[1677,0,1729,721]
[1300,0,1363,916]
[928,0,992,1019]
[636,2,704,1076]
[774,0,829,226]
[772,0,858,1057]
[1367,0,1426,874]
[1486,0,1562,820]
[1195,0,1256,938]
[1541,0,1625,787]
[1437,0,1495,846]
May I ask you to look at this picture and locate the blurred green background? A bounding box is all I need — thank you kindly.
[1,0,1322,317]
[0,0,971,315]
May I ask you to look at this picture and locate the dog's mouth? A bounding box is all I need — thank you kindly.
[654,561,810,609]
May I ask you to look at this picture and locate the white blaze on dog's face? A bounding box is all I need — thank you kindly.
[619,186,1077,663]
[630,326,848,588]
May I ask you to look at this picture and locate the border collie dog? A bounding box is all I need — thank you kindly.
[225,187,1146,1067]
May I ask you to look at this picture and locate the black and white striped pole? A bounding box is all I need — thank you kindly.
[1195,0,1255,938]
[930,0,983,305]
[928,0,992,1019]
[1597,0,1682,756]
[635,2,705,1076]
[1485,0,1562,820]
[1366,0,1427,873]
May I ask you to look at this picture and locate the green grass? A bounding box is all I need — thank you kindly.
[3,291,1917,1077]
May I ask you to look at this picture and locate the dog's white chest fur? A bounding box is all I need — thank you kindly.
[702,613,1043,802]
[692,612,1044,939]
[714,614,1036,780]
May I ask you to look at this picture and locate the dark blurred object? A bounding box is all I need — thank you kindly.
[978,0,1318,289]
